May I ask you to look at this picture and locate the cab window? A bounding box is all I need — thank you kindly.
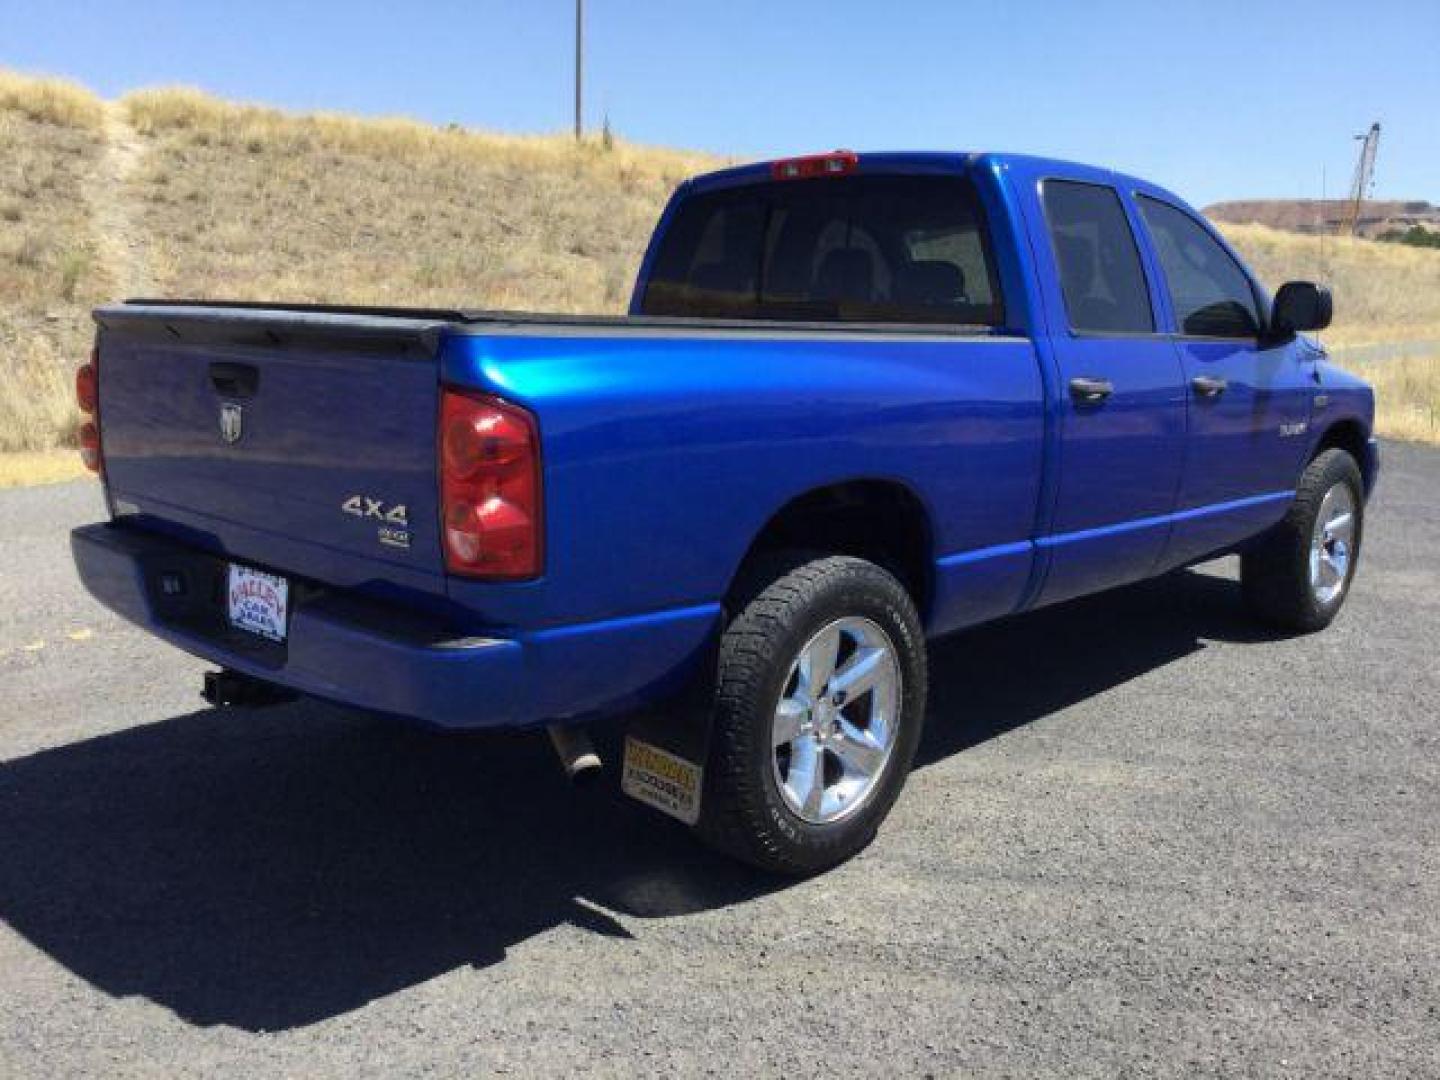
[1041,180,1155,334]
[1138,196,1261,338]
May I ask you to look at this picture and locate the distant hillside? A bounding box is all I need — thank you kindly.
[1206,198,1440,239]
[0,70,719,453]
[0,71,110,453]
[118,88,721,312]
[1,68,1437,454]
[1217,222,1440,345]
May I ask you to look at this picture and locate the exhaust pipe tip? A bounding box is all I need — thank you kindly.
[202,669,298,708]
[547,723,603,784]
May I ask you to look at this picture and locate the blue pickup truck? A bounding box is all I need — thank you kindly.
[72,150,1377,873]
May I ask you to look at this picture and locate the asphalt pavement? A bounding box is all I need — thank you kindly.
[0,444,1436,1077]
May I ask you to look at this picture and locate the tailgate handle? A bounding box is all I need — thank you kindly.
[209,362,260,399]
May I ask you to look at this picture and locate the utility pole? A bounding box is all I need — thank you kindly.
[574,0,584,140]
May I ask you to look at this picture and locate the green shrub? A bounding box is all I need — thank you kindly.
[1378,226,1440,249]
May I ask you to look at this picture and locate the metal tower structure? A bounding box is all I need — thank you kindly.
[1338,122,1381,237]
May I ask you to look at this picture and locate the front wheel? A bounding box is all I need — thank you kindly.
[1241,448,1365,633]
[696,554,927,874]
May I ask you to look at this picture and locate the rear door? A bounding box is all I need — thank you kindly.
[1027,178,1187,606]
[1133,195,1311,567]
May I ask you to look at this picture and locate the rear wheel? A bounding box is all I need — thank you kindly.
[696,554,926,874]
[1241,448,1364,632]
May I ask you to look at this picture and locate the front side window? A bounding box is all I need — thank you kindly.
[640,175,1004,326]
[1041,180,1155,334]
[1138,196,1261,338]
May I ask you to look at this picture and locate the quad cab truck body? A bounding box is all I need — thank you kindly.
[73,151,1377,872]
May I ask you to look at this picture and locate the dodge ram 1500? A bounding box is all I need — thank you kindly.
[72,150,1377,872]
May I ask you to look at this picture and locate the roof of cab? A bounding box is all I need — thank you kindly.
[685,151,972,194]
[683,150,1186,211]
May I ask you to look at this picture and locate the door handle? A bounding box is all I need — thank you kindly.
[1191,375,1228,398]
[209,362,260,399]
[1068,376,1114,404]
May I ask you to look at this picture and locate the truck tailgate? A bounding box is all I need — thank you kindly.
[95,305,453,600]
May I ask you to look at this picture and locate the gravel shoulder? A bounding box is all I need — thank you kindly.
[1,445,1437,1078]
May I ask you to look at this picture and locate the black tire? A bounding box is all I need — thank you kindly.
[696,553,927,874]
[1241,448,1365,633]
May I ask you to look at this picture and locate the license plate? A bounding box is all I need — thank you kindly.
[621,736,702,825]
[226,564,289,643]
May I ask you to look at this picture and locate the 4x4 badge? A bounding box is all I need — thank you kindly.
[219,403,243,444]
[342,495,408,526]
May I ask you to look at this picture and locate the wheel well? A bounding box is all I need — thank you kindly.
[730,481,933,614]
[1314,419,1374,492]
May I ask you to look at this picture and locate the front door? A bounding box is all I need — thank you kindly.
[1134,195,1313,568]
[1031,179,1187,606]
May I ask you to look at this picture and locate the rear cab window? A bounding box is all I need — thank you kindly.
[1040,180,1155,334]
[639,175,1005,326]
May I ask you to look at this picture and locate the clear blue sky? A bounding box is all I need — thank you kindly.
[4,0,1436,207]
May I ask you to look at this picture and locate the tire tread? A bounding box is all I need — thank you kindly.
[1241,448,1363,633]
[697,554,926,874]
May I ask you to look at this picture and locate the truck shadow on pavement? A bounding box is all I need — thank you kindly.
[0,566,1278,1031]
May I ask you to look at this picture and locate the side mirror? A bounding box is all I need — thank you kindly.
[1270,281,1332,337]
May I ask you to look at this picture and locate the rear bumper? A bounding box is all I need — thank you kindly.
[71,522,719,730]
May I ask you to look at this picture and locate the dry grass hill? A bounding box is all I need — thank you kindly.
[1,68,1436,478]
[1207,198,1440,240]
[0,69,718,468]
[0,72,111,461]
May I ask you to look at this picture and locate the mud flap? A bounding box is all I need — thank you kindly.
[621,697,713,827]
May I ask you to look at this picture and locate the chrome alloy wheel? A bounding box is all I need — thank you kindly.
[770,616,902,825]
[1310,481,1357,606]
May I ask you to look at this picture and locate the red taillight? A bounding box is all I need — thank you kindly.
[76,361,97,414]
[439,388,542,579]
[77,346,101,474]
[770,150,859,181]
[79,420,101,473]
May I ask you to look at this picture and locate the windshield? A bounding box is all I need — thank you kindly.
[640,174,1004,326]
